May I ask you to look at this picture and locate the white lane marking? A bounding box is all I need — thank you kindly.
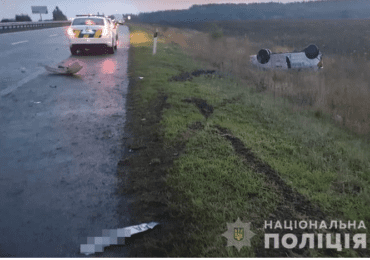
[0,69,45,97]
[11,40,28,45]
[49,34,58,37]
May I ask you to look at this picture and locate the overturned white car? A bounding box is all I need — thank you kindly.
[250,44,323,71]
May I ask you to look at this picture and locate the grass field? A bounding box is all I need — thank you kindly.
[176,19,370,57]
[160,19,370,136]
[122,22,370,257]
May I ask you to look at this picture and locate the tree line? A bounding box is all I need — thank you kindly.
[127,0,370,25]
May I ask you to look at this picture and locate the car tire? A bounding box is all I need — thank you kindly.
[257,49,271,64]
[107,39,115,54]
[304,44,320,59]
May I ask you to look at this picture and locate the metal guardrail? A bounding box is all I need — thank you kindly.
[0,21,71,30]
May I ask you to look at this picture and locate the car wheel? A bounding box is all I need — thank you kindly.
[304,44,319,59]
[107,39,115,54]
[257,49,271,64]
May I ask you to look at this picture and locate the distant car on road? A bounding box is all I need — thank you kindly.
[250,44,323,71]
[67,14,118,55]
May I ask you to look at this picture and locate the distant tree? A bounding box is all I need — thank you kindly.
[52,6,67,21]
[1,18,12,22]
[207,22,223,39]
[15,14,31,22]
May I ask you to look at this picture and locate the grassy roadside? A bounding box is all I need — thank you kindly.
[122,24,370,257]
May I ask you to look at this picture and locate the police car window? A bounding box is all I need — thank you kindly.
[72,18,104,26]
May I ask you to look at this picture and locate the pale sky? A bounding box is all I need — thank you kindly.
[1,0,317,21]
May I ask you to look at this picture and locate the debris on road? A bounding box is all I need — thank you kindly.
[20,67,26,73]
[49,85,57,88]
[43,61,83,75]
[80,222,160,255]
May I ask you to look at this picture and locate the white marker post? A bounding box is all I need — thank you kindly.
[153,28,158,55]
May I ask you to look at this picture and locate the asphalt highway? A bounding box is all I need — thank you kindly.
[0,25,131,257]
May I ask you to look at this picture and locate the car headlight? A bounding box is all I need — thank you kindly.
[67,27,75,38]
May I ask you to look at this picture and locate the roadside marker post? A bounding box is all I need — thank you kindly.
[153,28,158,55]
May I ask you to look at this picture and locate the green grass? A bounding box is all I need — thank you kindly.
[128,24,370,257]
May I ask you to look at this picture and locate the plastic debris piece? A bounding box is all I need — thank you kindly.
[139,77,144,79]
[44,61,83,75]
[80,222,159,255]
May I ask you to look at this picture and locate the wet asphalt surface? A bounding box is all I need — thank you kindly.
[0,26,131,257]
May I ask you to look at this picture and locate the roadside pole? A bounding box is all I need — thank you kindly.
[153,28,158,55]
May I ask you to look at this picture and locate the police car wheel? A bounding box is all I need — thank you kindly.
[257,49,271,64]
[107,40,115,54]
[304,44,319,59]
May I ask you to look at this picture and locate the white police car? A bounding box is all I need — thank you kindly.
[67,14,118,55]
[250,44,323,71]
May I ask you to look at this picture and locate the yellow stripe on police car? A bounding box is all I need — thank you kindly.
[94,30,102,38]
[73,30,81,38]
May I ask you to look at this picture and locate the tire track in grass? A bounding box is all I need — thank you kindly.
[213,125,366,257]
